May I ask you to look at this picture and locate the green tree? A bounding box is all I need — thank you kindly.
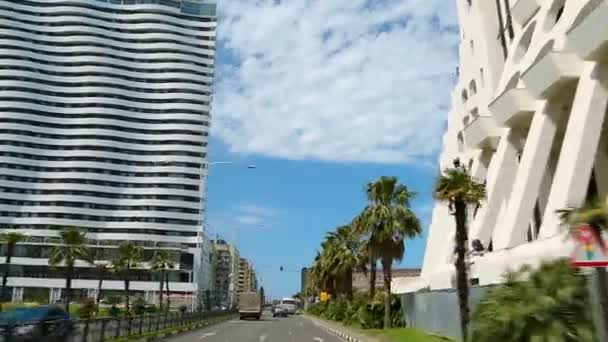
[48,229,93,314]
[354,176,421,328]
[557,197,608,338]
[112,242,142,315]
[151,250,173,311]
[94,263,108,314]
[352,203,379,299]
[323,225,367,299]
[472,259,596,342]
[0,231,25,304]
[435,164,485,341]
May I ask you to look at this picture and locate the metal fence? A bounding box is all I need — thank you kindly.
[1,310,234,342]
[400,285,493,341]
[400,273,605,341]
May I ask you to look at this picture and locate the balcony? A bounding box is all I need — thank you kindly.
[511,0,541,26]
[521,51,582,98]
[464,115,501,149]
[566,0,608,61]
[489,88,536,127]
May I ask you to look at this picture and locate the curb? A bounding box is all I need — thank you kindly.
[305,316,366,342]
[323,326,363,342]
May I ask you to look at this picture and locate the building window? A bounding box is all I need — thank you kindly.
[462,89,469,103]
[457,132,465,153]
[470,40,475,54]
[469,80,478,95]
[480,68,485,86]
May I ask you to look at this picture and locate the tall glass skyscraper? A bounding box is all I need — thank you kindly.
[0,0,216,307]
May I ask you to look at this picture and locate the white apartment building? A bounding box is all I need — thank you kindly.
[399,0,608,292]
[0,0,217,307]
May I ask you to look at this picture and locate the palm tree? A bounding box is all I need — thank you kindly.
[48,229,93,314]
[112,242,142,315]
[435,163,485,341]
[0,231,25,304]
[151,250,173,311]
[557,197,608,338]
[354,176,421,328]
[352,209,378,298]
[322,225,367,299]
[94,263,108,314]
[472,259,596,342]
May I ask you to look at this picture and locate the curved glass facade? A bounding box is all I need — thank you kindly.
[0,0,216,303]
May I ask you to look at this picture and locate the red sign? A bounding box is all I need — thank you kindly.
[571,225,608,267]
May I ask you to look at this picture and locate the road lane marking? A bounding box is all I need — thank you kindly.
[299,322,304,327]
[259,333,268,342]
[313,338,324,342]
[200,331,218,339]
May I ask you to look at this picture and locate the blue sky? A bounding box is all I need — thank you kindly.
[207,0,459,299]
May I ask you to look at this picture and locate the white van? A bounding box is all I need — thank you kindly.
[279,297,297,315]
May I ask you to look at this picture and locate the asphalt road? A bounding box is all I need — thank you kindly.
[165,311,344,342]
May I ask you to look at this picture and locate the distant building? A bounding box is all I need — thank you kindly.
[300,267,309,294]
[213,240,240,308]
[238,258,250,293]
[352,268,421,292]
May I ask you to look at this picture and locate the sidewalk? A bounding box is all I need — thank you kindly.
[304,315,381,342]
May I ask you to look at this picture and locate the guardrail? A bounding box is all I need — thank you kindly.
[0,309,236,342]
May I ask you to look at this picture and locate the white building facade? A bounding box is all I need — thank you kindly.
[407,0,608,292]
[0,0,217,307]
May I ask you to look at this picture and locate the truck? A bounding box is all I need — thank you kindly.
[238,291,262,320]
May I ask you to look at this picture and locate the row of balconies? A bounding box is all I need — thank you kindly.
[462,0,606,150]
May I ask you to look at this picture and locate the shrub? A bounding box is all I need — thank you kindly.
[133,297,146,316]
[109,305,122,318]
[145,304,159,314]
[343,293,366,326]
[307,302,327,316]
[78,299,97,319]
[179,305,188,314]
[472,259,596,342]
[107,295,122,306]
[325,296,347,321]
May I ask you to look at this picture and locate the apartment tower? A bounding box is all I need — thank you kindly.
[0,0,217,307]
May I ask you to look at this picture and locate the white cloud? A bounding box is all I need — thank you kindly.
[212,0,458,163]
[234,204,279,226]
[237,204,278,217]
[235,215,263,225]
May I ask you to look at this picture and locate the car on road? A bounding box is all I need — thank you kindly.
[271,305,288,317]
[0,305,74,342]
[279,297,297,315]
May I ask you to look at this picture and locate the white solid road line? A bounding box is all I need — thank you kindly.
[200,331,218,339]
[313,338,324,342]
[259,334,268,342]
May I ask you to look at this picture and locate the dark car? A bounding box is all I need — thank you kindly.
[0,305,74,342]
